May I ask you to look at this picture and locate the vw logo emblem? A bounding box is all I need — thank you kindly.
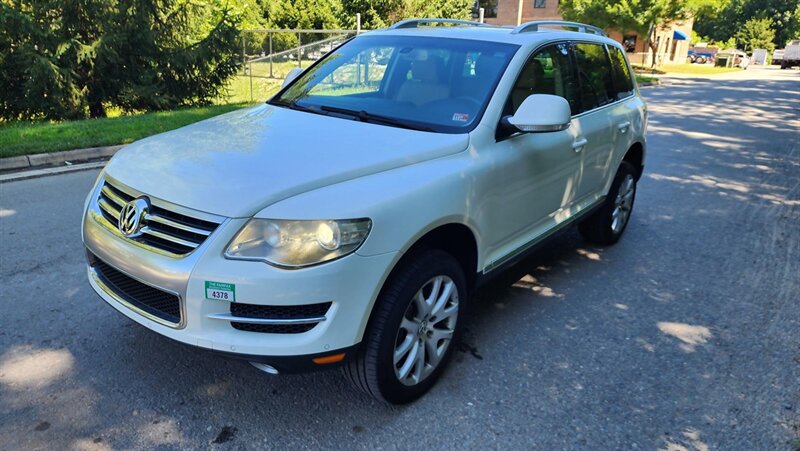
[118,197,150,238]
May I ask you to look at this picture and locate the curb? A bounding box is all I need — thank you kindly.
[0,144,124,172]
[0,161,107,184]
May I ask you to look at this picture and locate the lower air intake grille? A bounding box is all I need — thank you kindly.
[230,302,331,334]
[231,322,318,334]
[89,252,181,325]
[230,302,331,319]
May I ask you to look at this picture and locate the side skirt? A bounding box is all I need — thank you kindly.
[473,197,605,289]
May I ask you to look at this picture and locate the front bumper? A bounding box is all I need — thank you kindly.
[82,176,398,364]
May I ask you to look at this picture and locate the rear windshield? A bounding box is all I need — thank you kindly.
[271,35,519,133]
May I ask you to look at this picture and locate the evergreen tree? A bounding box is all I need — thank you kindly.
[337,0,471,29]
[0,0,242,120]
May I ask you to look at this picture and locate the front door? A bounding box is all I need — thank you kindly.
[481,43,584,266]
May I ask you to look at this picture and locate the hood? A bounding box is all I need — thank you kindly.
[104,104,469,218]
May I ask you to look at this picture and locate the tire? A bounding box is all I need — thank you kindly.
[578,161,638,245]
[343,249,467,404]
[696,56,707,64]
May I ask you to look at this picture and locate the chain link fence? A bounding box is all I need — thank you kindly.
[235,29,359,102]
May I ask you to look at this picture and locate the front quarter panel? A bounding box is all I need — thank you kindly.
[254,147,482,342]
[257,148,480,261]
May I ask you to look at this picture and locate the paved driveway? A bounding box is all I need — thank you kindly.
[1,66,798,450]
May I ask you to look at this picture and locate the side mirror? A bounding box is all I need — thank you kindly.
[282,68,304,88]
[503,94,571,133]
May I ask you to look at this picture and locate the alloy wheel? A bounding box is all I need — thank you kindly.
[612,173,635,234]
[393,275,459,386]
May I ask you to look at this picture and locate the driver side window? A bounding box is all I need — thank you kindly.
[509,43,579,115]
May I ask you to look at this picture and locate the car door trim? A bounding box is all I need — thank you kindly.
[481,195,606,274]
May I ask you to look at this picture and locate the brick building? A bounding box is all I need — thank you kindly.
[472,0,693,65]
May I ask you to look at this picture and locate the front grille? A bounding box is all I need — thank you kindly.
[230,302,331,334]
[97,179,222,256]
[89,252,181,325]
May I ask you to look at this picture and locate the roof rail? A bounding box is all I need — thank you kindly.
[512,21,606,36]
[390,18,491,29]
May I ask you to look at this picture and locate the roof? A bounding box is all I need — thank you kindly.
[364,20,619,48]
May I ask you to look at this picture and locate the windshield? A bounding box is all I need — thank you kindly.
[271,35,519,133]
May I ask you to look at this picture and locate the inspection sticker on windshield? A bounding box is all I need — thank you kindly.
[452,113,469,122]
[205,281,236,302]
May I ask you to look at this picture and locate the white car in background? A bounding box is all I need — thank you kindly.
[780,40,800,69]
[82,19,647,403]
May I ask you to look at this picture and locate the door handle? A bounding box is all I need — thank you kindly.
[572,138,588,152]
[618,121,631,134]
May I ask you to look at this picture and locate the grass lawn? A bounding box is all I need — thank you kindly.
[0,66,294,159]
[0,70,289,159]
[660,63,743,75]
[633,63,743,75]
[0,104,247,159]
[635,74,657,84]
[219,75,281,104]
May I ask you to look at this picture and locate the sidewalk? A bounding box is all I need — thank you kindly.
[0,144,122,183]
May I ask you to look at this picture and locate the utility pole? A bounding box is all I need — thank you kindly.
[517,0,523,25]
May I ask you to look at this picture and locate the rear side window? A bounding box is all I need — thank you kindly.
[608,46,634,99]
[573,43,615,113]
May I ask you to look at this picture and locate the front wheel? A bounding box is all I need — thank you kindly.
[579,161,638,245]
[343,249,466,404]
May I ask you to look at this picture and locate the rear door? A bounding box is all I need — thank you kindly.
[604,44,640,187]
[570,42,618,202]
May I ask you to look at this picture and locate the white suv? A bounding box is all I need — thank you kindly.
[83,19,646,404]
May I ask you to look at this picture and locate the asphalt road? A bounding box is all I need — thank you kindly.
[1,66,798,450]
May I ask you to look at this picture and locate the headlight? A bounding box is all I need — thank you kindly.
[225,218,372,268]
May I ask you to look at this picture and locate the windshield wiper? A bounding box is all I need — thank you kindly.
[271,100,326,116]
[319,105,435,132]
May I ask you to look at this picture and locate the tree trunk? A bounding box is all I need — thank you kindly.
[88,101,106,119]
[648,23,658,68]
[649,40,659,68]
[87,83,106,118]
